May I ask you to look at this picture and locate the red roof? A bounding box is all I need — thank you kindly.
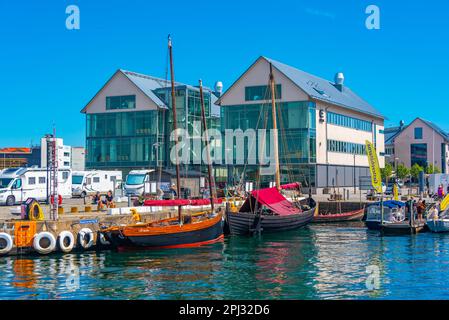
[239,187,301,216]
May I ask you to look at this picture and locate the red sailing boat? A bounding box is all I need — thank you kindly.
[225,64,317,235]
[102,36,223,249]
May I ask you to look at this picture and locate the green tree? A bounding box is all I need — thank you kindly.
[426,164,441,174]
[410,163,424,180]
[381,163,393,186]
[396,164,410,180]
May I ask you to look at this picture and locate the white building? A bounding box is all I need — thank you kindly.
[71,147,86,171]
[217,56,385,193]
[40,136,72,169]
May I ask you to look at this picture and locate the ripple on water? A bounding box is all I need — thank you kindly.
[2,225,449,299]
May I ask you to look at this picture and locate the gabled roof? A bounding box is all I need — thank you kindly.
[384,126,403,145]
[390,117,449,143]
[82,69,220,114]
[218,56,384,119]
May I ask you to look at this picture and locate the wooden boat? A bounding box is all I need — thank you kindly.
[312,202,365,223]
[225,183,316,235]
[102,37,223,250]
[103,209,224,249]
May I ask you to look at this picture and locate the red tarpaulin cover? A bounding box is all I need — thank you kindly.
[144,198,223,207]
[280,182,301,190]
[240,187,301,216]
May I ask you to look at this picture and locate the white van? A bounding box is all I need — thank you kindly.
[124,170,155,196]
[72,170,122,197]
[0,167,72,206]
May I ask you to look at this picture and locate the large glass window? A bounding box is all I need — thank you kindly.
[327,111,372,132]
[245,85,282,101]
[106,95,136,110]
[327,140,366,155]
[223,101,316,164]
[411,143,427,167]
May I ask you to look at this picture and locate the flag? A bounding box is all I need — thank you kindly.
[393,183,399,201]
[365,140,382,193]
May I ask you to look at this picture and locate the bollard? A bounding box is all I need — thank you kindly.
[58,207,64,215]
[70,207,79,213]
[85,206,92,212]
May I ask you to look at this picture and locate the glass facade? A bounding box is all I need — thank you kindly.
[327,111,372,132]
[245,85,282,101]
[222,101,316,187]
[411,143,427,167]
[327,140,366,155]
[86,87,220,173]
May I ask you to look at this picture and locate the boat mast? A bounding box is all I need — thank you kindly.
[199,80,216,211]
[269,63,281,190]
[168,35,183,223]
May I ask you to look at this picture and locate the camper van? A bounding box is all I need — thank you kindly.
[124,170,155,196]
[72,170,123,197]
[0,167,72,206]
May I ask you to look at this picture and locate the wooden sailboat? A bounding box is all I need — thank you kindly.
[225,64,317,235]
[101,36,223,249]
[312,202,365,223]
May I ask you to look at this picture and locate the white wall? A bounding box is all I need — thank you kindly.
[41,137,71,169]
[84,71,159,114]
[71,147,85,171]
[219,58,309,106]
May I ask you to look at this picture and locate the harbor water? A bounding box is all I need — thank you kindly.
[2,222,449,300]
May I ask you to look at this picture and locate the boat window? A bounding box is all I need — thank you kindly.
[126,174,146,185]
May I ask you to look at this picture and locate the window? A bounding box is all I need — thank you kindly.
[106,95,136,110]
[62,172,69,180]
[245,85,281,101]
[28,177,36,185]
[39,177,46,184]
[327,139,366,155]
[64,162,70,167]
[93,177,100,183]
[411,143,427,167]
[327,112,372,132]
[64,152,70,157]
[414,127,423,139]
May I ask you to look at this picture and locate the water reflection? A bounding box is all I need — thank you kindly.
[3,226,449,299]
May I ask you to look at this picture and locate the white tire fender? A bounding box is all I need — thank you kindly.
[78,228,95,249]
[0,232,13,255]
[58,231,75,253]
[33,232,56,255]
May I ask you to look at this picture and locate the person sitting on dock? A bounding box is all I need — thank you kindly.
[417,199,426,221]
[92,192,101,205]
[105,190,115,208]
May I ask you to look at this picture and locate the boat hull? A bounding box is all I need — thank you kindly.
[365,220,382,230]
[104,214,224,250]
[380,221,426,235]
[312,208,365,223]
[427,219,449,233]
[225,206,316,235]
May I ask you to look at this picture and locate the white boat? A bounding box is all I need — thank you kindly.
[426,219,449,233]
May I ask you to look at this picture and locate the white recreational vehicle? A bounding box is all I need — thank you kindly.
[124,170,155,196]
[0,167,72,206]
[72,170,123,197]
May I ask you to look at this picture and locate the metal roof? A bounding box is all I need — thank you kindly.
[82,69,220,114]
[263,57,384,119]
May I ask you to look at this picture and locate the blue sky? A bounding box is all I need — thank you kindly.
[0,0,448,147]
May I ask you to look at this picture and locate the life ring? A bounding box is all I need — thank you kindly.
[78,228,94,249]
[0,232,13,255]
[50,195,63,206]
[33,232,57,255]
[97,232,110,246]
[58,231,75,253]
